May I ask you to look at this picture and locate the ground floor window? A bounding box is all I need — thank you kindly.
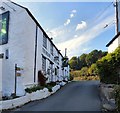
[42,56,46,74]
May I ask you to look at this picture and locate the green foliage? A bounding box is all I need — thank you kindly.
[96,46,120,84]
[80,67,89,76]
[69,74,74,81]
[70,68,100,81]
[25,85,44,93]
[47,82,56,87]
[69,50,107,70]
[70,70,81,77]
[69,56,78,70]
[25,82,57,93]
[79,54,87,68]
[74,75,99,81]
[88,64,99,76]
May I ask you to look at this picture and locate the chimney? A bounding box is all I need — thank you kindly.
[65,48,67,57]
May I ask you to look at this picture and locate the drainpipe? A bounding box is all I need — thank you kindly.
[34,25,38,83]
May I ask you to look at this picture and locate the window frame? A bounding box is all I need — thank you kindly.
[0,11,9,45]
[42,56,46,74]
[50,43,53,55]
[43,35,47,49]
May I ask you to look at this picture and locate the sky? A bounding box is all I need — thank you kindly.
[12,0,117,58]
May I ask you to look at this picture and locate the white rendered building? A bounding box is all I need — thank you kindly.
[106,1,120,52]
[0,1,69,97]
[106,32,120,53]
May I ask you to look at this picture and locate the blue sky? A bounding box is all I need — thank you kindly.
[13,1,117,58]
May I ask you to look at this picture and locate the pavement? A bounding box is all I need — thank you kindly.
[10,81,102,111]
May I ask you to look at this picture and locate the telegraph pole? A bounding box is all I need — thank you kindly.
[115,0,119,33]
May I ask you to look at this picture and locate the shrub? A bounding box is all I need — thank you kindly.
[88,64,99,76]
[46,85,53,92]
[80,67,89,76]
[96,47,120,84]
[38,70,47,86]
[70,74,74,81]
[25,82,58,93]
[47,82,56,87]
[25,85,44,93]
[74,75,99,81]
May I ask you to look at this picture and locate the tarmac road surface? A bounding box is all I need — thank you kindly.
[12,81,102,111]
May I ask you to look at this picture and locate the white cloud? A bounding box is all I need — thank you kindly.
[63,9,77,26]
[56,14,114,58]
[64,19,71,26]
[70,9,77,18]
[74,35,78,38]
[70,13,74,18]
[76,21,87,31]
[47,26,65,38]
[72,10,77,13]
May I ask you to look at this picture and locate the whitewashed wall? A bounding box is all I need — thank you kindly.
[0,2,37,96]
[118,35,120,45]
[35,28,43,83]
[0,1,69,97]
[0,59,2,99]
[108,37,119,53]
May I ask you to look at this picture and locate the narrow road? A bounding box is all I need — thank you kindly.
[14,81,102,111]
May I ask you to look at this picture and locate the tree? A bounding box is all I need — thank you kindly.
[69,56,78,70]
[80,67,89,76]
[79,54,87,68]
[88,64,98,76]
[69,50,107,70]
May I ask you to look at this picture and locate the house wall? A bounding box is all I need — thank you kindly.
[35,28,43,84]
[0,2,37,96]
[108,37,119,53]
[0,57,2,99]
[0,1,70,97]
[63,65,70,80]
[119,35,120,45]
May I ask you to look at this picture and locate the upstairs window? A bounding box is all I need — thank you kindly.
[0,11,9,45]
[50,43,53,55]
[5,49,9,59]
[43,35,47,49]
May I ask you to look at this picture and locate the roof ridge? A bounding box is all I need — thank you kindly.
[106,32,120,47]
[9,1,64,57]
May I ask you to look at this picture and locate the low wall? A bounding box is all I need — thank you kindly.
[0,84,62,110]
[100,84,116,111]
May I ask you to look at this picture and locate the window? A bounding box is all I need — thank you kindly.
[5,49,9,59]
[55,67,59,76]
[0,11,9,45]
[55,68,57,75]
[50,43,53,55]
[43,35,47,49]
[42,56,46,74]
[0,53,4,59]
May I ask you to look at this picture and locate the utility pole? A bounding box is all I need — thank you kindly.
[115,0,119,33]
[15,64,17,96]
